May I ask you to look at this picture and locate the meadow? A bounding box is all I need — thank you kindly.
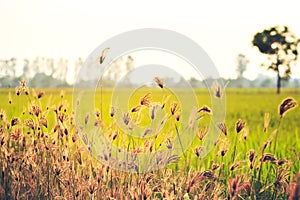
[0,83,299,199]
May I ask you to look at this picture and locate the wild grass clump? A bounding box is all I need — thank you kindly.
[0,81,299,199]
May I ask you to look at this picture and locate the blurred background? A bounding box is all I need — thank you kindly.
[0,0,300,88]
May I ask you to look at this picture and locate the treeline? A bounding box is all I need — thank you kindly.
[0,56,83,87]
[0,56,299,88]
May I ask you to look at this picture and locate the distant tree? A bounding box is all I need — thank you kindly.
[22,59,30,78]
[236,54,249,78]
[0,58,17,77]
[0,60,9,77]
[260,78,273,88]
[74,57,83,76]
[46,58,55,76]
[252,25,300,94]
[125,55,134,72]
[31,57,40,76]
[52,58,68,82]
[8,57,17,77]
[189,77,200,87]
[104,57,122,81]
[293,79,300,88]
[124,56,134,86]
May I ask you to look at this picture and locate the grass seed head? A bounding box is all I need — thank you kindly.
[72,133,78,143]
[248,150,256,163]
[25,119,35,130]
[170,102,179,115]
[221,149,228,157]
[11,117,20,126]
[20,79,26,88]
[24,87,29,95]
[143,128,152,137]
[99,47,110,64]
[75,152,82,165]
[202,170,214,179]
[165,138,173,149]
[262,141,269,151]
[236,119,246,133]
[112,131,119,140]
[228,175,241,198]
[194,146,204,157]
[154,76,164,88]
[166,154,180,164]
[123,113,130,125]
[161,95,171,109]
[212,163,220,171]
[140,93,151,107]
[150,104,160,120]
[197,127,208,140]
[84,113,89,125]
[8,92,12,104]
[261,153,276,163]
[15,86,21,96]
[263,113,270,132]
[243,127,249,140]
[230,163,239,171]
[131,105,141,112]
[60,90,65,98]
[0,136,4,146]
[95,110,101,118]
[30,105,41,117]
[277,158,289,166]
[58,103,64,111]
[175,112,180,121]
[11,128,21,140]
[0,109,6,121]
[64,128,68,135]
[217,122,227,136]
[198,105,212,114]
[279,97,297,118]
[39,116,48,128]
[37,91,45,99]
[110,106,116,117]
[215,85,222,98]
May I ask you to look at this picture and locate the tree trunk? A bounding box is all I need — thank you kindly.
[277,70,281,94]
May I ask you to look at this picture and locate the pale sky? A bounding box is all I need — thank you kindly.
[1,0,300,81]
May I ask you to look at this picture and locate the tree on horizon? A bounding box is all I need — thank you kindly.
[252,25,300,94]
[236,54,249,79]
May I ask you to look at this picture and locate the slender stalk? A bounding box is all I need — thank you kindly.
[175,124,185,159]
[232,133,238,163]
[273,119,282,154]
[100,75,103,120]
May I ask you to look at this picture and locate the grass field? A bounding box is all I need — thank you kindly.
[0,85,299,199]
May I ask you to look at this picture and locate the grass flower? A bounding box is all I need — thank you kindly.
[279,97,297,118]
[235,119,246,133]
[154,76,164,88]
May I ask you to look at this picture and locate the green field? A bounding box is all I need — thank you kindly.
[0,87,299,199]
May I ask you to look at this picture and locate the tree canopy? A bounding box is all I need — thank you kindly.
[252,25,300,93]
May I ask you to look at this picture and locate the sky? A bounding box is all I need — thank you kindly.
[1,0,300,82]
